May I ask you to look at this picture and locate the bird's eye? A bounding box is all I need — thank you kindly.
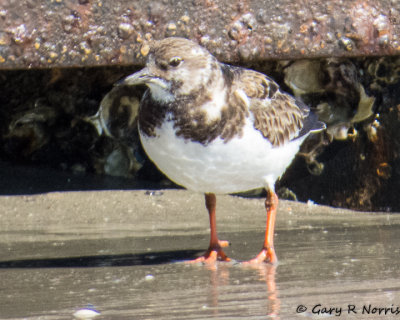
[169,57,182,67]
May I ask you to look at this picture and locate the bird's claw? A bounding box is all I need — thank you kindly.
[218,239,230,248]
[243,247,278,265]
[186,246,231,264]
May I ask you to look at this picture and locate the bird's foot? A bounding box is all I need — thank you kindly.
[187,241,231,264]
[243,247,278,265]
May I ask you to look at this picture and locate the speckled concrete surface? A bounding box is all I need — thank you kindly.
[1,190,400,319]
[2,0,400,69]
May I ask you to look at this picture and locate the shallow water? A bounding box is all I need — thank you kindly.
[1,191,400,319]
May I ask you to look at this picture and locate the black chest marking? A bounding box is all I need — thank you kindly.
[138,91,169,138]
[138,89,248,145]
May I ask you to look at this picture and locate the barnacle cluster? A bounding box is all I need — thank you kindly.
[279,56,400,211]
[83,85,143,176]
[0,68,144,178]
[280,58,377,176]
[283,58,375,141]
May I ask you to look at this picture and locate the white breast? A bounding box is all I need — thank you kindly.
[139,119,307,194]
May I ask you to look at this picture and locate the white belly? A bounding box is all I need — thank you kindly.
[139,119,307,194]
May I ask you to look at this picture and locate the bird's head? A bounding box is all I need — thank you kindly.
[119,37,217,102]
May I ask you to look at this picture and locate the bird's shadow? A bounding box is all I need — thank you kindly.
[0,250,203,268]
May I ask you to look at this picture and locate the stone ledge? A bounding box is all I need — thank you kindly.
[1,0,400,69]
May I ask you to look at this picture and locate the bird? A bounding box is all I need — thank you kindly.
[118,37,325,264]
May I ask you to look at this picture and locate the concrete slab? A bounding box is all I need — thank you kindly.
[1,0,400,69]
[1,190,399,319]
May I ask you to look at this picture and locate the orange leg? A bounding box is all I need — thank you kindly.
[245,190,278,264]
[187,193,231,263]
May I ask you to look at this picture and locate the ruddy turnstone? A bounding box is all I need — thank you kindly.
[119,37,325,264]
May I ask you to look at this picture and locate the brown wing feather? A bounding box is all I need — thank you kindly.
[232,69,307,147]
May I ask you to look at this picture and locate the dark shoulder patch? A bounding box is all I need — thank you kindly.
[268,82,278,98]
[138,90,169,137]
[220,63,238,88]
[170,90,247,145]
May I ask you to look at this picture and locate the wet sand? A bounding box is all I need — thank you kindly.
[1,190,400,319]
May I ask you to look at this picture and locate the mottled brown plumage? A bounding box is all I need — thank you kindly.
[231,69,308,146]
[135,38,315,147]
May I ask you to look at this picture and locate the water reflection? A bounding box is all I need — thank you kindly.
[202,262,280,319]
[246,264,280,319]
[260,264,280,318]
